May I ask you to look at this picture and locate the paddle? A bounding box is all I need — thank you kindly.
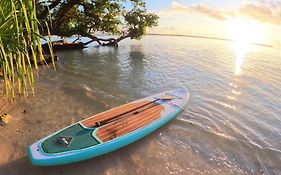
[94,95,177,127]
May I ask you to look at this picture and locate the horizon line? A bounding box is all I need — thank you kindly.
[146,33,273,48]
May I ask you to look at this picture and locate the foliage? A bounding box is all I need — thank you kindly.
[124,1,159,39]
[0,0,51,97]
[38,0,159,43]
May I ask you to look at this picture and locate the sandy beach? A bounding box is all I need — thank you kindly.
[0,73,170,175]
[0,79,131,175]
[0,75,107,174]
[0,84,179,175]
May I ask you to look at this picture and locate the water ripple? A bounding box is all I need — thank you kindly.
[3,36,280,174]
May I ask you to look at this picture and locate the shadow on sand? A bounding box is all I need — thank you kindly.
[0,154,110,175]
[0,126,169,175]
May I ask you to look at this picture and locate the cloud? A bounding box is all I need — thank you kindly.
[165,1,281,25]
[239,1,281,25]
[171,2,229,20]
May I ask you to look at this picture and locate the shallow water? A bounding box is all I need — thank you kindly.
[0,35,281,174]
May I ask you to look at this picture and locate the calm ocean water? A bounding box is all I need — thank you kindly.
[0,35,281,174]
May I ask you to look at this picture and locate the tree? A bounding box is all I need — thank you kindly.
[0,0,53,97]
[37,0,159,46]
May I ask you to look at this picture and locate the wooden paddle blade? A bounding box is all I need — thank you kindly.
[159,95,177,100]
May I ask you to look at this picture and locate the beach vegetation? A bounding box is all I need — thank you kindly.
[0,0,53,97]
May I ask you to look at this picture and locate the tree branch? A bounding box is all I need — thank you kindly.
[82,32,132,47]
[116,34,131,42]
[38,0,61,20]
[53,0,83,27]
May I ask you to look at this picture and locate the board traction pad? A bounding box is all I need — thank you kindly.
[41,124,100,154]
[41,95,178,154]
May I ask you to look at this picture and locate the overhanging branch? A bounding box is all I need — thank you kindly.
[82,33,132,47]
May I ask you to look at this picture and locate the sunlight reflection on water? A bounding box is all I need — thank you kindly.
[1,36,281,175]
[231,41,252,75]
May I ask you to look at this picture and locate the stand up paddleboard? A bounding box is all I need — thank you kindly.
[28,88,189,166]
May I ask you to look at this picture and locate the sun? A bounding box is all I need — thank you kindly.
[226,18,264,44]
[225,18,264,75]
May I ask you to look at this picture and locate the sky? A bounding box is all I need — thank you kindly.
[143,0,281,46]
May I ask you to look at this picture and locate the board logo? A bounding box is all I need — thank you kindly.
[55,136,73,146]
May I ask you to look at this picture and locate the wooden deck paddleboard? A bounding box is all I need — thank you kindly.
[28,88,189,166]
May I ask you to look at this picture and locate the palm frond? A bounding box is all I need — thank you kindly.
[0,0,53,97]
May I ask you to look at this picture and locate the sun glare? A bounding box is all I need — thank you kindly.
[226,18,263,44]
[225,18,264,75]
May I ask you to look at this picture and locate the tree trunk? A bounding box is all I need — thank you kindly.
[82,33,132,47]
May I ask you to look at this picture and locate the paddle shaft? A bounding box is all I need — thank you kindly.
[95,99,161,127]
[96,102,160,127]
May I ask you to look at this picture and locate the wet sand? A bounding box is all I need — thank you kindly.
[0,80,179,175]
[0,80,116,175]
[0,90,192,175]
[0,97,233,175]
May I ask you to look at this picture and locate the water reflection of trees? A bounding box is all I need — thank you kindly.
[125,45,148,98]
[56,45,150,107]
